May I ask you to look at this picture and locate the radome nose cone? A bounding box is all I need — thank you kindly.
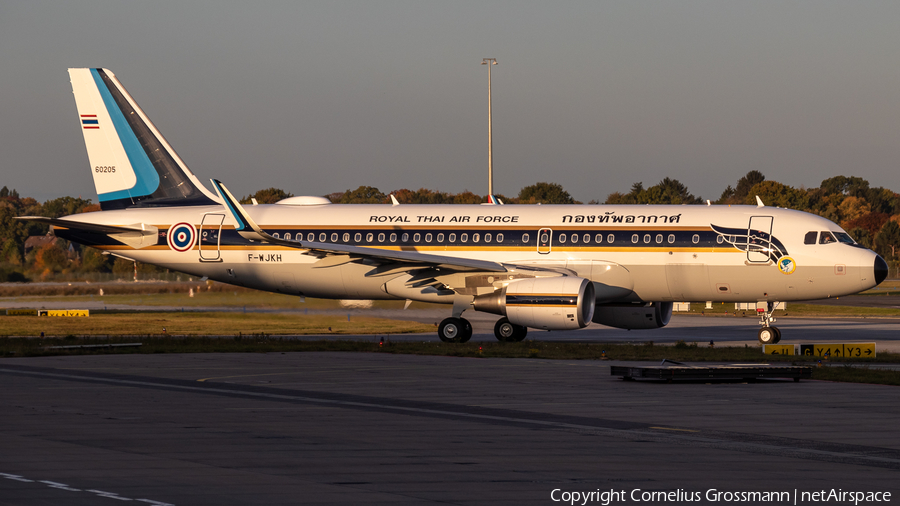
[874,255,888,285]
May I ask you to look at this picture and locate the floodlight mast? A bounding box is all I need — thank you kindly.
[481,58,498,196]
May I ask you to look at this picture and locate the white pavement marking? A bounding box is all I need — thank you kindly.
[0,472,33,482]
[88,489,134,501]
[39,479,81,491]
[2,471,171,504]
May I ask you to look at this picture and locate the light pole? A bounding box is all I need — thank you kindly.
[481,58,497,196]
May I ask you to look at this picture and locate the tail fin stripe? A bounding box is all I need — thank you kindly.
[90,69,160,202]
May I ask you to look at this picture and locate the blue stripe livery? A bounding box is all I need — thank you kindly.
[90,68,160,203]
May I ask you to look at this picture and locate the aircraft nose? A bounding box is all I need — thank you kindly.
[874,255,888,286]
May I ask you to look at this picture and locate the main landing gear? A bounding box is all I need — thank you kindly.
[438,317,472,343]
[493,317,527,342]
[757,301,781,345]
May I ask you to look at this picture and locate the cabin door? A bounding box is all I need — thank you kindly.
[199,213,225,262]
[747,216,773,263]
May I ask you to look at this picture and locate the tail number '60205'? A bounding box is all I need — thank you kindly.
[94,166,116,173]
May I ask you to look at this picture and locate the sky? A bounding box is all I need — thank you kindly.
[2,1,900,204]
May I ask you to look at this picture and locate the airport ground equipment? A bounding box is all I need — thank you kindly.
[611,361,811,382]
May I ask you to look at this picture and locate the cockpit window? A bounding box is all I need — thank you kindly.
[819,231,836,244]
[803,231,817,245]
[834,232,855,244]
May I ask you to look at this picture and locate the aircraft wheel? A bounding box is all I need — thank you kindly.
[758,327,777,345]
[439,317,471,343]
[512,324,528,342]
[458,318,473,343]
[771,327,781,344]
[494,318,517,342]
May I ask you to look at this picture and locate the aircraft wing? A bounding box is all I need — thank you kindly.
[211,180,507,273]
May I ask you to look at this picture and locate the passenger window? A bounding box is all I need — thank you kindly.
[390,233,397,242]
[402,233,409,242]
[692,234,699,244]
[820,231,836,244]
[804,231,818,245]
[521,233,529,243]
[319,233,327,242]
[716,235,724,244]
[570,234,578,244]
[273,232,280,239]
[436,233,444,242]
[449,233,457,242]
[643,234,651,244]
[473,233,480,242]
[559,233,567,243]
[607,234,615,243]
[342,233,350,242]
[354,233,361,242]
[668,234,675,244]
[366,233,374,242]
[595,234,603,243]
[484,233,492,242]
[631,234,639,244]
[460,233,468,243]
[496,233,503,242]
[656,234,663,244]
[331,233,339,242]
[583,233,590,243]
[413,233,421,243]
[308,233,315,242]
[377,233,385,242]
[425,233,432,243]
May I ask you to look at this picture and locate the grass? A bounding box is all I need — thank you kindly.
[0,312,434,337]
[1,337,898,386]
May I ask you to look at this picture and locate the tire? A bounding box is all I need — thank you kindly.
[771,327,781,344]
[458,318,473,343]
[494,318,516,342]
[513,325,528,342]
[758,327,777,345]
[438,317,464,343]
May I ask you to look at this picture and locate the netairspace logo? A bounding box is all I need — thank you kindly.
[550,488,893,505]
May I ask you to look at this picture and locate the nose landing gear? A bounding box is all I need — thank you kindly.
[757,301,781,344]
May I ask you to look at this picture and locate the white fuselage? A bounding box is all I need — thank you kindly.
[56,202,880,305]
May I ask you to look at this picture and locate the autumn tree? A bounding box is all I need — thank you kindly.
[332,186,387,204]
[518,182,578,204]
[842,213,890,237]
[874,220,900,260]
[239,188,294,204]
[745,181,808,209]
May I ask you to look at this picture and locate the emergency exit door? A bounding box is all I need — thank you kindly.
[747,216,773,263]
[199,213,224,262]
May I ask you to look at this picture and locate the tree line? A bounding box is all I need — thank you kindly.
[3,172,900,281]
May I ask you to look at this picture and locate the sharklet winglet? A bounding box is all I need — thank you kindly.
[210,179,266,241]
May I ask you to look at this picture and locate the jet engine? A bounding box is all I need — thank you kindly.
[473,277,595,330]
[591,302,672,330]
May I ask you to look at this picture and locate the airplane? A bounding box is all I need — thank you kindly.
[18,68,888,345]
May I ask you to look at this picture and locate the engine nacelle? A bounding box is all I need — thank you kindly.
[591,302,672,330]
[473,277,595,330]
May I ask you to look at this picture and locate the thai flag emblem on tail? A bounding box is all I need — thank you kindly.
[80,114,99,129]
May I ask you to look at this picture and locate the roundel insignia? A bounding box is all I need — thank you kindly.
[167,222,196,252]
[778,256,796,275]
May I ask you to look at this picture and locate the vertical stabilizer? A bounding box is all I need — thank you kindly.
[68,68,219,210]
